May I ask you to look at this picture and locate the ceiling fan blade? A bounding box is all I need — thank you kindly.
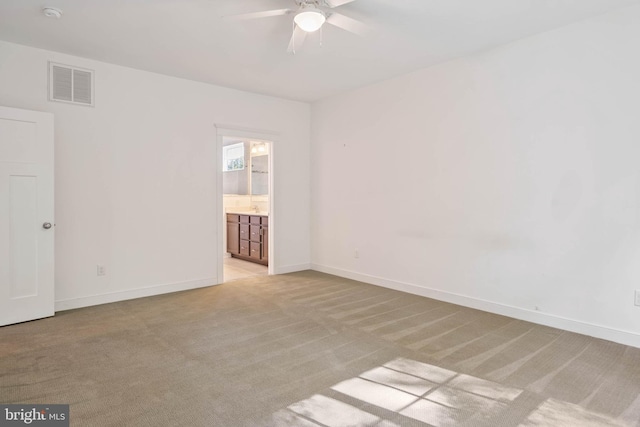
[325,0,357,7]
[287,25,307,54]
[325,13,367,35]
[225,8,293,21]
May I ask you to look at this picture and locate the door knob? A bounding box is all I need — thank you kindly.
[43,222,52,229]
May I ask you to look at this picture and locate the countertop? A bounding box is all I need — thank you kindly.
[227,210,269,216]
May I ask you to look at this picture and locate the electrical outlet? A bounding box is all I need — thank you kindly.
[97,265,106,277]
[635,290,640,307]
[354,249,359,259]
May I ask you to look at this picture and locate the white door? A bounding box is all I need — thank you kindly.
[0,106,54,326]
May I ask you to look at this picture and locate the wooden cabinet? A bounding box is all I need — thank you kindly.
[227,222,239,254]
[226,213,268,265]
[262,224,269,262]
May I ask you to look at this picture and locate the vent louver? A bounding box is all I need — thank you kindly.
[49,62,94,106]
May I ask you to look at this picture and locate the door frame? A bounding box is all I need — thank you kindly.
[214,124,277,284]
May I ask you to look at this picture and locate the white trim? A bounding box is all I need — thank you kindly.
[215,126,225,286]
[55,278,218,311]
[274,263,312,275]
[311,263,640,349]
[267,140,275,276]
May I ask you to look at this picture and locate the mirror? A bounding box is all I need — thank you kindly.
[222,140,269,196]
[251,152,268,195]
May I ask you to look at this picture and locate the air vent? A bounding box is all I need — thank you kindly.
[49,62,94,106]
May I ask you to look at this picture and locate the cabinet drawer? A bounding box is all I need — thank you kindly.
[250,242,261,259]
[240,224,250,239]
[227,214,239,223]
[239,240,250,256]
[261,216,269,226]
[250,216,261,224]
[249,225,261,242]
[240,215,250,224]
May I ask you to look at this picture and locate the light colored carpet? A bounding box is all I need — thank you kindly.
[1,270,638,426]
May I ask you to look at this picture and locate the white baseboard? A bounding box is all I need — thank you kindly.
[311,263,640,349]
[55,277,219,312]
[273,263,311,275]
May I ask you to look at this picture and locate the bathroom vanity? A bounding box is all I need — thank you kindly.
[226,213,269,265]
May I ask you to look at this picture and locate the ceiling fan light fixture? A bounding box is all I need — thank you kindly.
[294,6,326,32]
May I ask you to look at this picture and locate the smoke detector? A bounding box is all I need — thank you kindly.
[42,8,63,19]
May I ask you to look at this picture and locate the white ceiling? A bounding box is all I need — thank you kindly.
[1,0,638,102]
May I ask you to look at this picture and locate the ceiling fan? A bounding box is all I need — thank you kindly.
[226,0,366,54]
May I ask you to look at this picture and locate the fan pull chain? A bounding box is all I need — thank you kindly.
[292,21,297,54]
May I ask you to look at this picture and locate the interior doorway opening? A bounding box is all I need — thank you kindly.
[218,135,273,283]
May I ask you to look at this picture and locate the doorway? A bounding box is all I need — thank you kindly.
[215,126,275,284]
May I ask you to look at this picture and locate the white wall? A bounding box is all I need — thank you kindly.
[0,40,311,309]
[311,5,640,347]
